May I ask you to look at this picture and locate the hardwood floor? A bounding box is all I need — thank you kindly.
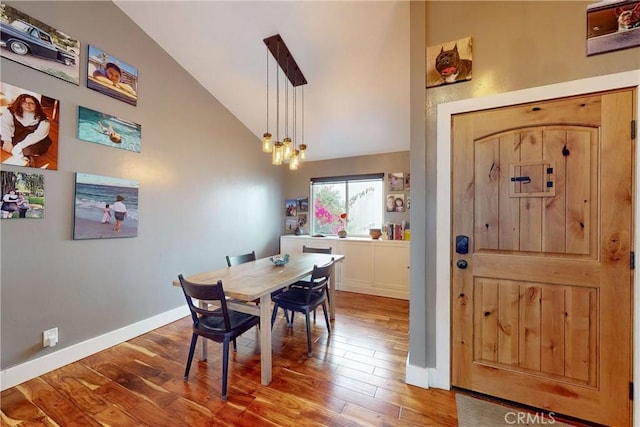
[1,292,461,426]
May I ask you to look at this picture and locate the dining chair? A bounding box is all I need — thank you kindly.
[293,245,333,324]
[270,259,334,357]
[226,250,289,324]
[225,250,256,267]
[178,274,259,400]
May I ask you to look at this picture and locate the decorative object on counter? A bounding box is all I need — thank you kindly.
[270,254,290,266]
[337,212,348,237]
[369,228,382,240]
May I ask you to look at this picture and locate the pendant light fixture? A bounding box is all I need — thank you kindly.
[261,47,272,153]
[263,34,307,169]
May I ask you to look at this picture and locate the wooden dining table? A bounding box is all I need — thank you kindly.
[173,252,344,386]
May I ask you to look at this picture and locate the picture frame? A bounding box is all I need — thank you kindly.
[586,0,640,56]
[405,173,411,190]
[1,81,60,170]
[87,44,138,106]
[297,213,307,227]
[77,106,142,153]
[386,193,405,212]
[426,36,473,88]
[297,197,309,212]
[388,172,404,191]
[0,4,80,85]
[73,173,139,239]
[1,170,45,219]
[285,199,297,216]
[284,217,298,233]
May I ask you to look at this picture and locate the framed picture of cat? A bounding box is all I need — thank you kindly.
[426,36,473,88]
[587,0,640,56]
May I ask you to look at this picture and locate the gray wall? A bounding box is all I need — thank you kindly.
[283,150,411,234]
[412,0,640,368]
[0,1,285,369]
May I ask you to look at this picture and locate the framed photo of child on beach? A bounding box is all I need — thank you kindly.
[73,172,139,240]
[77,106,142,153]
[87,45,138,106]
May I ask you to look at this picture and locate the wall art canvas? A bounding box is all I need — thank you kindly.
[0,4,80,84]
[73,172,139,239]
[297,197,309,212]
[426,36,473,88]
[587,0,640,55]
[87,44,138,106]
[77,106,142,152]
[388,172,404,191]
[284,217,298,233]
[1,170,44,219]
[1,81,60,169]
[285,199,297,216]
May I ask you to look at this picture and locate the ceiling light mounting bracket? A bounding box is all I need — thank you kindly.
[263,34,307,87]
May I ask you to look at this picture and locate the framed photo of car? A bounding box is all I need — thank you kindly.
[0,4,80,85]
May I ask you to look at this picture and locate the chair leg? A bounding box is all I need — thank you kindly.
[222,338,230,401]
[184,333,198,380]
[288,310,294,327]
[322,302,331,334]
[283,309,290,324]
[271,303,279,328]
[233,338,237,352]
[313,308,316,323]
[305,310,313,357]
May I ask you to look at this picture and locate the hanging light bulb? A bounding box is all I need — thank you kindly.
[298,86,306,160]
[289,149,300,170]
[262,46,273,153]
[272,141,284,165]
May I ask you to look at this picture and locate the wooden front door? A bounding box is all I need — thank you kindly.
[451,89,635,426]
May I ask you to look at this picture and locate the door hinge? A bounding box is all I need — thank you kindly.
[631,251,635,270]
[630,382,634,400]
[632,120,636,140]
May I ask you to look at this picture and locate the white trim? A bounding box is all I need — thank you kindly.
[436,70,640,424]
[0,306,189,391]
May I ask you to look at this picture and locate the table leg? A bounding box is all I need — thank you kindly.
[329,265,336,320]
[259,294,272,385]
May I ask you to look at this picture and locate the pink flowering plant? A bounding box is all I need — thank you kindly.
[314,198,345,234]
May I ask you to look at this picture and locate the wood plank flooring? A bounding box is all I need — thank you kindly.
[0,291,590,426]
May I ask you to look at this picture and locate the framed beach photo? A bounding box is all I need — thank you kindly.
[77,106,142,153]
[284,217,298,233]
[1,170,45,219]
[87,45,138,106]
[73,172,139,240]
[587,0,640,56]
[0,4,80,85]
[1,81,60,170]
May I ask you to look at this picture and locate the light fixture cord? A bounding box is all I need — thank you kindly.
[276,41,280,141]
[265,46,269,132]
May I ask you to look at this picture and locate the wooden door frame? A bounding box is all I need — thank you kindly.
[433,70,640,421]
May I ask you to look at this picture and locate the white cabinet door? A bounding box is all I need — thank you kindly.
[373,244,409,299]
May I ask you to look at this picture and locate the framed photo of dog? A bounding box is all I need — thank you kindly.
[586,0,640,56]
[426,36,473,88]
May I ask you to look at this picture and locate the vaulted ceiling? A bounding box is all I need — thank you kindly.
[115,1,411,162]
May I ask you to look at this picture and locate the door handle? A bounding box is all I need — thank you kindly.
[456,259,468,269]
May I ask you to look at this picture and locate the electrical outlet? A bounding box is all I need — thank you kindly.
[43,327,58,347]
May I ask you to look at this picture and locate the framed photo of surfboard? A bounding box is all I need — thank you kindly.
[87,45,138,106]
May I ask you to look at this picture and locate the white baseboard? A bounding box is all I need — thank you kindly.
[0,306,189,391]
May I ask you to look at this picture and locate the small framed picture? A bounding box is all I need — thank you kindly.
[426,36,473,88]
[1,170,45,219]
[78,106,142,153]
[587,1,640,56]
[284,217,298,233]
[297,213,307,227]
[285,199,297,216]
[388,172,404,191]
[405,173,411,190]
[297,197,309,212]
[386,193,405,212]
[87,45,138,106]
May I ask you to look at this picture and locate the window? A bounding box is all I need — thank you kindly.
[310,174,384,236]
